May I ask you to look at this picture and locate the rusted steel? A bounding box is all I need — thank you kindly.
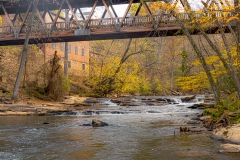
[51,0,65,30]
[119,0,133,28]
[12,12,19,25]
[102,0,116,28]
[0,0,235,45]
[1,3,16,34]
[70,8,77,21]
[17,3,32,37]
[48,11,54,22]
[78,8,85,20]
[84,0,98,29]
[140,0,155,26]
[36,9,45,25]
[0,0,163,15]
[66,0,81,29]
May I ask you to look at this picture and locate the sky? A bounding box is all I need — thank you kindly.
[74,0,234,18]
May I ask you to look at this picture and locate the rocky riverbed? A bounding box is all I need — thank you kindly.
[0,95,213,116]
[0,94,240,157]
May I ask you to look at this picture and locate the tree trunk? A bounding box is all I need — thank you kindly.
[173,12,220,103]
[12,0,39,102]
[234,0,240,53]
[201,0,240,98]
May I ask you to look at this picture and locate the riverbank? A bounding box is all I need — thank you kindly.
[0,96,88,116]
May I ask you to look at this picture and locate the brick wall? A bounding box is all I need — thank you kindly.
[45,41,90,78]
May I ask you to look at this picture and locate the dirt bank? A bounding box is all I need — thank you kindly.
[0,96,88,116]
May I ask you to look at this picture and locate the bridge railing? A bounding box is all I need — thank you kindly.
[0,11,235,36]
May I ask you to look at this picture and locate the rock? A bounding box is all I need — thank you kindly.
[61,96,88,105]
[180,126,201,132]
[228,110,240,118]
[61,99,76,105]
[156,98,167,102]
[219,144,240,153]
[181,95,196,102]
[204,95,215,103]
[211,123,240,144]
[187,120,201,124]
[92,119,108,127]
[119,102,140,106]
[200,115,211,121]
[110,99,122,104]
[84,98,99,104]
[180,127,190,132]
[188,103,214,109]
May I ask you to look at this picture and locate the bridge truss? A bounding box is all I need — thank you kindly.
[0,0,232,45]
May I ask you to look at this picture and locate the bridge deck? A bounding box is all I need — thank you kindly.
[0,0,233,46]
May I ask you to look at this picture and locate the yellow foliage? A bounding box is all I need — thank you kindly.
[176,69,226,92]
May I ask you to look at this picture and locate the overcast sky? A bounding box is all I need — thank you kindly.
[79,0,233,18]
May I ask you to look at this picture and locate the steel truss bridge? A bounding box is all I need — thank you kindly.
[0,0,234,46]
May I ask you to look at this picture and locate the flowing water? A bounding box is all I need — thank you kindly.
[0,95,239,160]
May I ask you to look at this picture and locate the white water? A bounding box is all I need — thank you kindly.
[0,95,238,160]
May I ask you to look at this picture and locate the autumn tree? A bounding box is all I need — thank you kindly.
[89,38,159,97]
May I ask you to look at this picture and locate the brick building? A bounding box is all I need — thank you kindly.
[43,11,90,78]
[1,11,90,79]
[44,41,89,78]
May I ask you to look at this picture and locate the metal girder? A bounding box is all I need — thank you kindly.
[36,8,45,25]
[140,0,155,27]
[16,2,32,38]
[66,0,81,29]
[102,0,117,30]
[83,0,98,29]
[1,3,16,37]
[78,8,85,20]
[69,8,77,21]
[51,0,65,30]
[0,0,165,15]
[119,0,133,27]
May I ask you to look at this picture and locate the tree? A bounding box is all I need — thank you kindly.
[89,38,154,97]
[12,0,39,102]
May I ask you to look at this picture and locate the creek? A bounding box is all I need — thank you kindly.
[0,95,239,159]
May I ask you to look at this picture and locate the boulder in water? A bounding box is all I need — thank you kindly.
[181,95,196,102]
[82,124,92,126]
[219,144,240,153]
[92,119,108,127]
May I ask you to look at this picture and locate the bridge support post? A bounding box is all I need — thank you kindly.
[64,9,69,77]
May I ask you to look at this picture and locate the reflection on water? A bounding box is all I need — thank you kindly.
[0,100,239,160]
